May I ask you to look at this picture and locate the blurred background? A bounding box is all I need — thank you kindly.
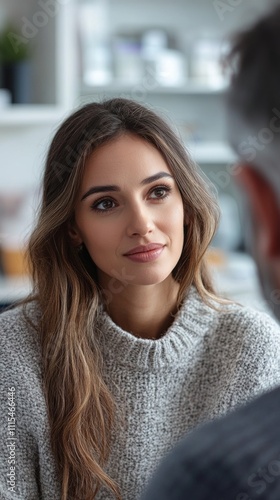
[0,0,279,311]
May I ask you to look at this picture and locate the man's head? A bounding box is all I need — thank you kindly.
[226,5,280,321]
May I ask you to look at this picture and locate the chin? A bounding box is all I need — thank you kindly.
[131,269,174,287]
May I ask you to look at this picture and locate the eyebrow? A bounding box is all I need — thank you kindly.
[80,172,174,201]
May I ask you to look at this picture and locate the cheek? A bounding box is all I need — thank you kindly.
[80,219,120,259]
[84,225,110,247]
[167,204,185,234]
[74,213,99,247]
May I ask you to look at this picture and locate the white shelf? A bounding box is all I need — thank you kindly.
[0,0,77,126]
[0,106,69,127]
[81,81,227,97]
[187,141,236,164]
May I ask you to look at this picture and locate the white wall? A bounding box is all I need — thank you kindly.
[0,123,58,190]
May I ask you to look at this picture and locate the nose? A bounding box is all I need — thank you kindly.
[126,203,155,237]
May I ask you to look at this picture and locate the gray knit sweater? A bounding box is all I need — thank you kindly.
[1,287,280,500]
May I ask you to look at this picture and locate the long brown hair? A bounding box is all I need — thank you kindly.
[27,98,220,499]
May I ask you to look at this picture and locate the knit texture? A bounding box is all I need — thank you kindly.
[1,287,280,499]
[141,383,280,500]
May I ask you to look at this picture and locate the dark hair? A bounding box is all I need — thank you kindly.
[27,97,220,499]
[226,5,280,188]
[227,6,280,122]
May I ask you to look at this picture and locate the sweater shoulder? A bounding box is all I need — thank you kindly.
[0,301,40,337]
[217,301,280,337]
[0,301,41,370]
[210,301,280,379]
[180,288,280,340]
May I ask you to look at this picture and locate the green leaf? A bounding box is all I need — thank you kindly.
[0,26,30,63]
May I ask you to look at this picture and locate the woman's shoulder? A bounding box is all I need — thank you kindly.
[0,300,41,355]
[0,299,40,327]
[0,301,44,400]
[185,287,279,329]
[218,300,280,335]
[212,301,280,369]
[188,287,280,344]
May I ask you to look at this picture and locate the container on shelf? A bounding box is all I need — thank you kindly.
[153,49,187,87]
[1,60,32,104]
[0,188,36,278]
[190,37,228,87]
[0,23,33,104]
[0,87,10,106]
[112,34,143,84]
[1,244,29,277]
[78,0,113,86]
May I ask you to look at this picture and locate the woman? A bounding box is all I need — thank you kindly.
[1,98,280,500]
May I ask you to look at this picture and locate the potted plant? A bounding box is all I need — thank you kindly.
[0,25,31,104]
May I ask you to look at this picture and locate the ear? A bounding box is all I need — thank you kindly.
[68,221,83,247]
[236,164,280,258]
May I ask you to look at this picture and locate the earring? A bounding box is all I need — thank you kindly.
[77,243,84,253]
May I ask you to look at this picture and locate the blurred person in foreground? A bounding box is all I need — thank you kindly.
[142,5,280,500]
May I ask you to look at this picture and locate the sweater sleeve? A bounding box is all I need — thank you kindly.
[0,306,60,500]
[218,306,280,412]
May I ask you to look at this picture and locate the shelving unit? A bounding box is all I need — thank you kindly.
[0,0,77,126]
[80,84,231,164]
[0,0,232,159]
[81,82,227,96]
[75,0,235,166]
[187,141,236,165]
[0,0,276,138]
[0,105,69,126]
[0,1,79,304]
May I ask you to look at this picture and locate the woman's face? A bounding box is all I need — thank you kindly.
[71,133,185,290]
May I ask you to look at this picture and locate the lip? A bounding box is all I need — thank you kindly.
[123,243,165,263]
[124,243,164,256]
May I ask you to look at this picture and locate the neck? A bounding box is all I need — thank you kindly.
[102,277,181,340]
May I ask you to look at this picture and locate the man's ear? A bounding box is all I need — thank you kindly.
[68,221,83,247]
[236,164,280,258]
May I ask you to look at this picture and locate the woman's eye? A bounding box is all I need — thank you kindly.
[91,198,116,212]
[149,186,171,199]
